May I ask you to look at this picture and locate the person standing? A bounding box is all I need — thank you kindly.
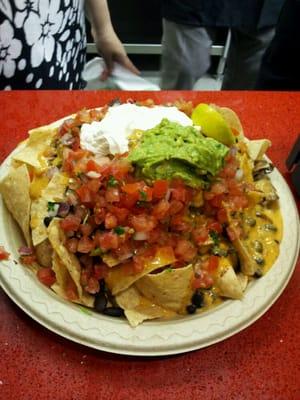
[0,0,138,89]
[160,0,284,90]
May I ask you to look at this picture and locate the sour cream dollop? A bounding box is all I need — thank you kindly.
[80,104,193,155]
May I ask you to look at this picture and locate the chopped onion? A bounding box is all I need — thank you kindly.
[118,252,133,261]
[46,166,59,179]
[66,190,79,206]
[61,133,74,146]
[86,171,101,179]
[57,202,70,217]
[48,203,60,217]
[235,168,244,181]
[165,189,172,201]
[229,147,238,156]
[133,232,149,241]
[18,246,34,256]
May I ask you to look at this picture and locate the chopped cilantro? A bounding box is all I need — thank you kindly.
[114,226,125,235]
[78,306,93,316]
[47,202,56,212]
[139,190,147,201]
[166,267,173,273]
[108,175,118,187]
[90,247,104,256]
[209,230,220,246]
[211,246,228,257]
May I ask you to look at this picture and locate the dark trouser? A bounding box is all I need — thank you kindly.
[160,18,275,90]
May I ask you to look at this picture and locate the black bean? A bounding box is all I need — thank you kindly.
[186,304,197,314]
[254,268,263,278]
[99,279,106,292]
[192,291,204,308]
[263,224,277,232]
[103,307,124,317]
[254,256,265,265]
[245,217,256,227]
[43,216,53,227]
[253,240,263,253]
[94,293,107,313]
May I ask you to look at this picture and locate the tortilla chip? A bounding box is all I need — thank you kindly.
[237,272,248,292]
[52,252,79,300]
[13,127,57,171]
[105,247,177,295]
[210,104,244,138]
[217,263,243,299]
[0,164,31,245]
[135,264,194,313]
[246,139,271,161]
[30,172,69,246]
[238,153,254,183]
[47,219,94,307]
[116,286,175,327]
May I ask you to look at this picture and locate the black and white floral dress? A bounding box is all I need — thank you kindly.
[0,0,87,89]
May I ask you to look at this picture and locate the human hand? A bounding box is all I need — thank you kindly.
[93,27,139,80]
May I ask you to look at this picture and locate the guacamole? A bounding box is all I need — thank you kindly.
[127,119,229,187]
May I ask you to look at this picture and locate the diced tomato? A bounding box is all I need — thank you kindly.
[20,255,36,265]
[79,223,94,237]
[0,246,10,260]
[207,255,219,272]
[152,179,169,199]
[219,163,237,178]
[192,226,209,245]
[119,193,138,209]
[93,205,105,225]
[58,118,77,135]
[174,239,197,262]
[37,267,56,287]
[228,195,249,210]
[86,179,102,194]
[65,280,78,301]
[121,182,143,195]
[130,214,157,233]
[60,215,81,232]
[168,200,184,215]
[105,187,120,203]
[110,160,132,180]
[209,194,225,208]
[191,272,214,289]
[86,276,100,294]
[97,231,119,250]
[76,109,92,124]
[170,214,191,232]
[207,221,223,234]
[171,187,187,202]
[210,182,227,195]
[93,263,109,280]
[71,136,81,151]
[105,213,118,229]
[152,199,170,220]
[217,208,228,224]
[65,237,79,253]
[107,205,129,224]
[86,160,103,174]
[76,185,93,204]
[77,236,95,253]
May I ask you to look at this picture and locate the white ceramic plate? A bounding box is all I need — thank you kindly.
[0,147,299,356]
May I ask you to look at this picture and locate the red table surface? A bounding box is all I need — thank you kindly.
[0,91,299,400]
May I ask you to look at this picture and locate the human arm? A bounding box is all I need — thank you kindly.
[85,0,139,79]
